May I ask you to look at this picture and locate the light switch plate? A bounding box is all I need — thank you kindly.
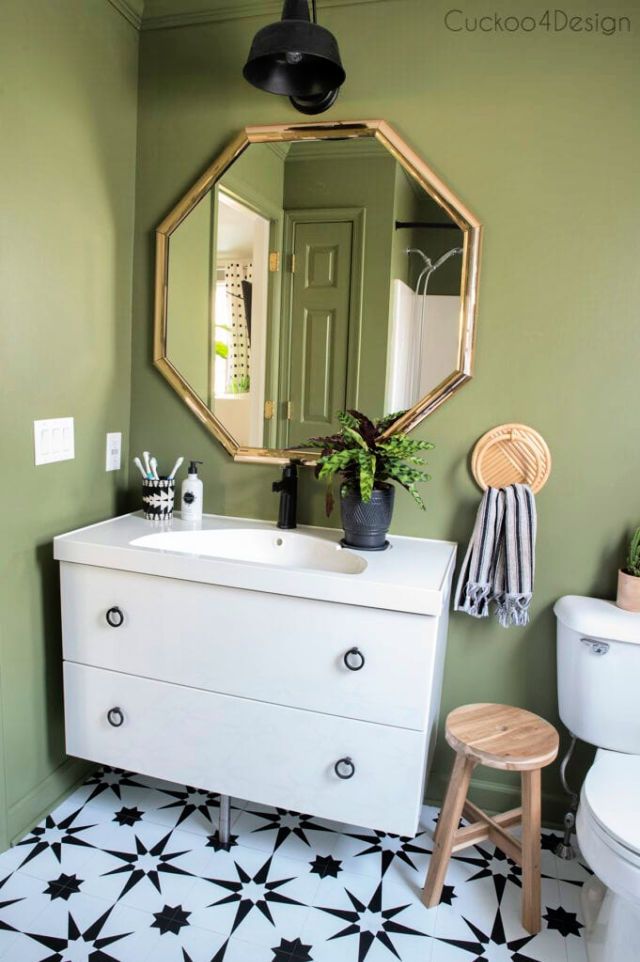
[105,432,122,471]
[34,418,75,465]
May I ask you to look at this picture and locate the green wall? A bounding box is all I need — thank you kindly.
[130,0,640,820]
[167,192,212,401]
[0,0,138,847]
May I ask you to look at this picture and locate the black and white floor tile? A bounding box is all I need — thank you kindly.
[0,768,590,961]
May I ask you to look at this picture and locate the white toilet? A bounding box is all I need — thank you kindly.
[555,595,640,962]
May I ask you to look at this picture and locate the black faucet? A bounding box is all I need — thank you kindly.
[272,462,298,529]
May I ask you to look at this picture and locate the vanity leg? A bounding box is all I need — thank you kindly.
[218,794,231,849]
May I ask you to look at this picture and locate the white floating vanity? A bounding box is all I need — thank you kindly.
[54,513,456,839]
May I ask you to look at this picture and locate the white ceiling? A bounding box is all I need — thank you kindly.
[217,196,256,260]
[120,0,390,31]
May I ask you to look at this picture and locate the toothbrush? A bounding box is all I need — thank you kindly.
[142,451,152,477]
[167,457,184,480]
[133,457,147,480]
[150,457,159,480]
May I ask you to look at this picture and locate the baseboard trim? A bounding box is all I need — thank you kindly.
[427,771,569,829]
[8,757,91,846]
[141,0,394,32]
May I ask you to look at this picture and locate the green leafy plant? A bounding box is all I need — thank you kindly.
[624,526,640,577]
[302,409,433,516]
[229,374,250,394]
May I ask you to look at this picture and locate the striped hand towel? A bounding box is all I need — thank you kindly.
[454,484,537,627]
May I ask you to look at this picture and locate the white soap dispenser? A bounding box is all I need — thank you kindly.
[181,460,204,521]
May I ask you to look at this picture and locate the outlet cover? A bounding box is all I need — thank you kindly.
[34,418,75,466]
[106,432,122,471]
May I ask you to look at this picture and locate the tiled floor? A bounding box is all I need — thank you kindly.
[0,767,590,961]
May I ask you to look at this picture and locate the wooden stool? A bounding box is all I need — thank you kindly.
[423,703,559,934]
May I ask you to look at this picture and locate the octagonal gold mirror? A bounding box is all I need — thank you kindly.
[154,120,481,464]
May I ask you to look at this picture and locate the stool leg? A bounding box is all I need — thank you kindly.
[521,768,542,934]
[422,753,476,908]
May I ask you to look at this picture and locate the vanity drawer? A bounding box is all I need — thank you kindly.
[61,562,439,731]
[64,662,427,836]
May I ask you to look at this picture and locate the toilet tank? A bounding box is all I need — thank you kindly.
[555,595,640,754]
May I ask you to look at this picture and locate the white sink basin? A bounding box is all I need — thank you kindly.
[130,528,368,575]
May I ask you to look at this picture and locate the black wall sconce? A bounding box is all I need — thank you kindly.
[243,0,346,115]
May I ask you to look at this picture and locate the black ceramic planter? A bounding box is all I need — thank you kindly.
[340,485,395,550]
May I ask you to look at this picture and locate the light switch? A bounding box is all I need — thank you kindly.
[106,432,122,471]
[34,418,75,465]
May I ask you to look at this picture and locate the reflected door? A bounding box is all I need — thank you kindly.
[286,220,354,447]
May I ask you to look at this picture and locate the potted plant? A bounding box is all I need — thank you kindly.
[617,526,640,612]
[303,409,433,550]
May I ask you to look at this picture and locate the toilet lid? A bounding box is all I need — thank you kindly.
[583,750,640,856]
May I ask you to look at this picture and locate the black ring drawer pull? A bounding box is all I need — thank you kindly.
[334,757,355,779]
[343,647,365,671]
[107,707,124,728]
[106,606,124,628]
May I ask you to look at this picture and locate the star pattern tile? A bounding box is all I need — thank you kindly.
[84,767,147,803]
[113,807,145,828]
[272,935,314,961]
[310,854,343,879]
[157,787,220,828]
[207,831,239,853]
[17,807,95,870]
[317,879,430,961]
[151,902,191,935]
[245,808,338,852]
[25,904,132,961]
[436,910,540,960]
[344,828,431,878]
[439,883,457,906]
[206,854,306,936]
[101,830,195,900]
[0,770,588,962]
[450,842,524,903]
[43,873,84,902]
[543,904,585,937]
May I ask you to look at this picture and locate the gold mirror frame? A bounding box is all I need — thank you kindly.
[154,120,482,465]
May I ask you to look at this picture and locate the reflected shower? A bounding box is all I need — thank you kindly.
[405,247,463,393]
[407,246,463,297]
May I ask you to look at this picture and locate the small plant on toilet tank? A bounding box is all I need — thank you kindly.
[617,526,640,612]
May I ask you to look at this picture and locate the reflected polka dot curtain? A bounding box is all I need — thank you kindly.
[224,261,253,393]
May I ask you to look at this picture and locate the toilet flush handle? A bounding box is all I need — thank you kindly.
[580,637,610,656]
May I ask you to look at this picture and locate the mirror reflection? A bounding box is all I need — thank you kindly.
[165,136,464,450]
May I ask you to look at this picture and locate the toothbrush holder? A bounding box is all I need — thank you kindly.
[142,478,175,521]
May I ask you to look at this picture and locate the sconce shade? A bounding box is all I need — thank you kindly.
[243,0,345,100]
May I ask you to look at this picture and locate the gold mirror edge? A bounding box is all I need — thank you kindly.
[375,121,482,229]
[153,233,169,361]
[460,226,482,371]
[245,120,382,142]
[233,449,319,466]
[381,372,472,438]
